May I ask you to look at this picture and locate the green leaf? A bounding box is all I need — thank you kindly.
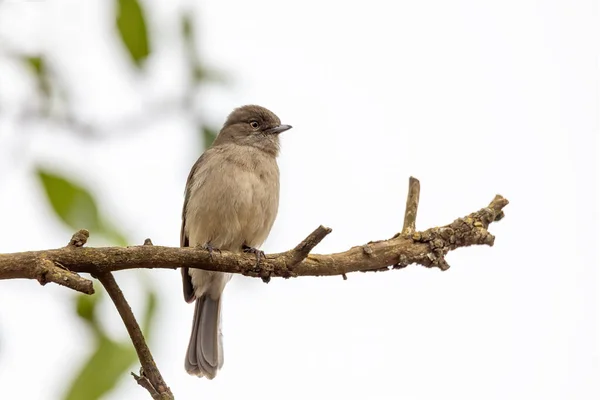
[181,13,193,41]
[181,13,202,83]
[202,126,217,149]
[100,222,129,247]
[37,169,101,232]
[180,12,226,85]
[75,290,104,335]
[76,292,99,324]
[25,56,44,76]
[23,55,51,102]
[115,0,150,67]
[36,168,129,245]
[64,336,136,400]
[141,285,157,336]
[192,65,208,83]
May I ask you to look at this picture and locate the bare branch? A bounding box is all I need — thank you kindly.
[96,272,173,400]
[0,178,510,399]
[38,258,94,294]
[0,254,94,294]
[132,371,161,400]
[0,194,509,281]
[287,225,332,266]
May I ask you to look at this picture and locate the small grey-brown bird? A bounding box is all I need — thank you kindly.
[180,105,292,379]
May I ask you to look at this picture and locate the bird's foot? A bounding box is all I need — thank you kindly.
[201,242,221,260]
[242,245,265,266]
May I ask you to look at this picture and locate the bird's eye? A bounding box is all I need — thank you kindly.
[249,120,260,129]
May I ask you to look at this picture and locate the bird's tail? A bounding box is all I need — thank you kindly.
[185,294,223,379]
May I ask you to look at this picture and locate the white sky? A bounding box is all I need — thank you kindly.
[0,0,598,399]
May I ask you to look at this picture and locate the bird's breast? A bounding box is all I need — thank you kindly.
[185,151,280,251]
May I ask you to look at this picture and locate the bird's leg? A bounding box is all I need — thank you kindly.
[242,244,265,266]
[200,242,221,260]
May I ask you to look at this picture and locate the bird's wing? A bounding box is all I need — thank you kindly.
[180,152,209,303]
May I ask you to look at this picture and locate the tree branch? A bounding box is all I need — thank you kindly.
[0,178,509,399]
[96,272,173,400]
[0,191,509,281]
[65,230,174,399]
[0,229,95,294]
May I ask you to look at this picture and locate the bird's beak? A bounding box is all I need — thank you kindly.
[265,124,292,135]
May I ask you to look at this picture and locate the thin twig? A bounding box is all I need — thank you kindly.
[35,258,94,294]
[286,225,332,267]
[402,176,420,234]
[96,272,174,400]
[132,371,161,400]
[0,248,94,294]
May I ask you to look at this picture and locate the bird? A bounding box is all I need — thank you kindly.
[180,105,292,379]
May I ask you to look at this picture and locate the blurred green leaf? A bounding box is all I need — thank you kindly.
[180,12,201,83]
[191,62,227,84]
[37,169,101,231]
[65,336,136,400]
[181,13,193,41]
[192,65,210,83]
[180,12,225,84]
[141,286,157,336]
[76,292,99,325]
[100,222,129,247]
[115,0,150,67]
[75,290,104,337]
[36,168,129,245]
[202,126,217,149]
[23,55,51,109]
[25,56,45,77]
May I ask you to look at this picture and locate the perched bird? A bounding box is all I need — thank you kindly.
[180,105,292,379]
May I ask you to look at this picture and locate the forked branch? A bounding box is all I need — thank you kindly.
[0,177,509,399]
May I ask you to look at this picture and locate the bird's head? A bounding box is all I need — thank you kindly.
[213,105,292,156]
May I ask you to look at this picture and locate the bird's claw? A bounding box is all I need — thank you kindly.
[243,245,265,267]
[202,243,221,260]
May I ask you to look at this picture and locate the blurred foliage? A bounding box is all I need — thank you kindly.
[115,0,150,67]
[66,284,158,400]
[23,55,53,115]
[181,13,226,85]
[24,56,50,98]
[1,0,224,397]
[37,169,102,233]
[180,12,221,148]
[37,168,128,246]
